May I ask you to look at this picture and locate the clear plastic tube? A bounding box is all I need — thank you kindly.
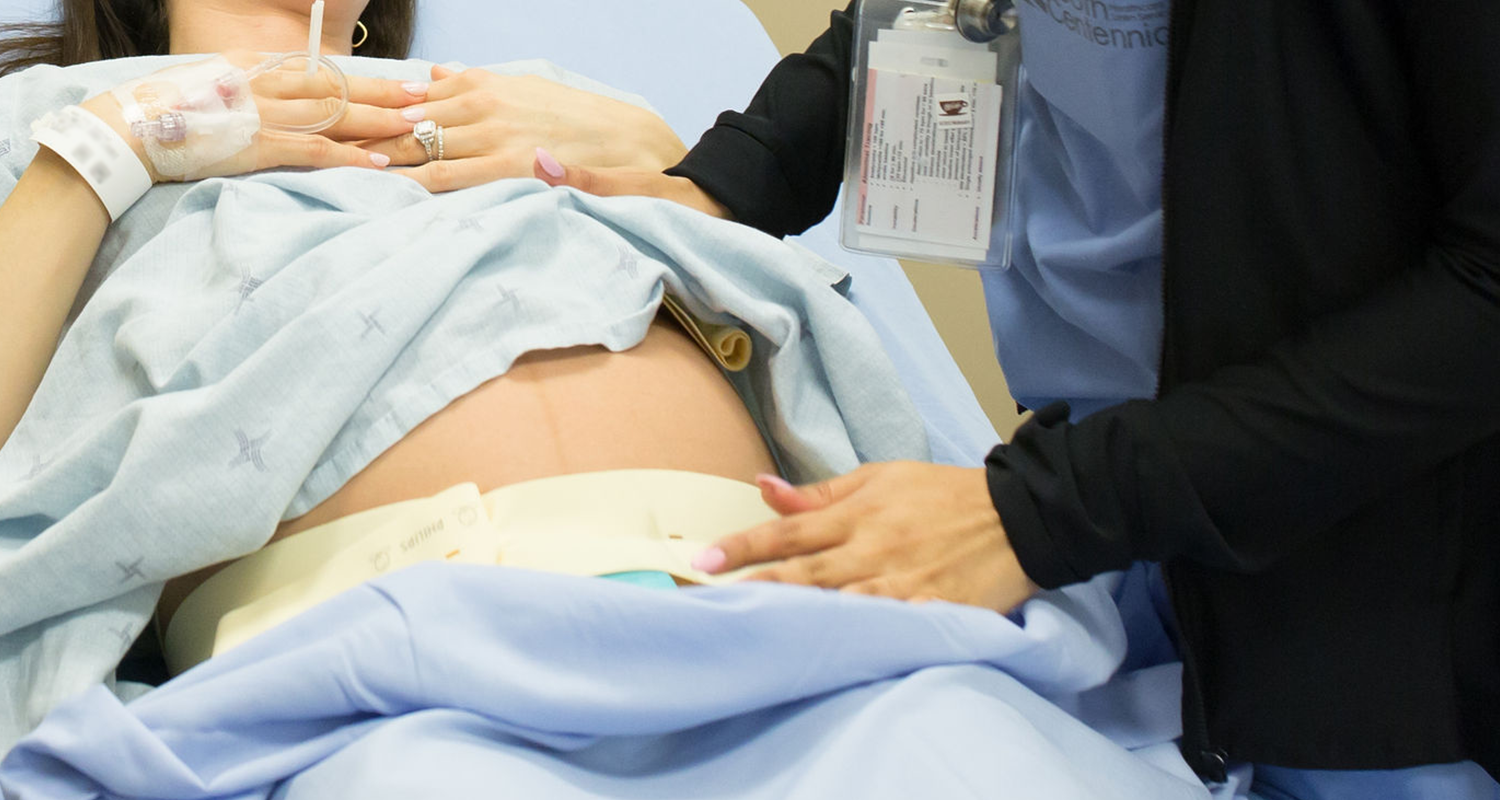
[242,52,351,135]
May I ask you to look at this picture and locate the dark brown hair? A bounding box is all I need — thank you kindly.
[0,0,416,77]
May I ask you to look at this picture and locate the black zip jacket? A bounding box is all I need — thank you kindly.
[669,0,1499,781]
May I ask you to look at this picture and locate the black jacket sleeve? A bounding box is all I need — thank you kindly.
[988,1,1500,588]
[665,3,856,238]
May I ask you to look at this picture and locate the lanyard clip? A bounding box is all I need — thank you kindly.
[952,0,1017,43]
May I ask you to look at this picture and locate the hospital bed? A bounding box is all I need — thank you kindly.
[0,2,1227,798]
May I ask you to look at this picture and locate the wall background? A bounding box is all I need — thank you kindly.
[739,0,1029,440]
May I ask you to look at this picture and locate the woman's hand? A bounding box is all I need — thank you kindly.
[357,65,688,193]
[693,462,1041,612]
[82,52,422,184]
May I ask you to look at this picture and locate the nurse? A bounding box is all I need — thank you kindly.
[536,1,1500,798]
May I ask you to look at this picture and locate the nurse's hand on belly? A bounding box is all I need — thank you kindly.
[692,462,1040,613]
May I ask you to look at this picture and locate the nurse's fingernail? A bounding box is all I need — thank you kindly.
[691,547,727,573]
[401,106,426,122]
[535,147,565,179]
[402,81,429,96]
[755,473,795,493]
[369,152,390,168]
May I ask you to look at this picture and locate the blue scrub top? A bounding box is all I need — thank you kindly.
[985,0,1171,418]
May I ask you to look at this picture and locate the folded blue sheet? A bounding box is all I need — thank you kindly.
[0,564,1211,800]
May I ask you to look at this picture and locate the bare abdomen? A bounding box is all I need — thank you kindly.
[158,317,776,626]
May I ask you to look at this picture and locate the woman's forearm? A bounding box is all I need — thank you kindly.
[0,58,443,449]
[0,147,111,447]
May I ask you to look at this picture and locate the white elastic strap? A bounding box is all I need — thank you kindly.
[30,105,152,221]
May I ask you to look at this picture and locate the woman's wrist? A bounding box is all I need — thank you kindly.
[23,146,117,225]
[79,94,164,184]
[29,97,158,220]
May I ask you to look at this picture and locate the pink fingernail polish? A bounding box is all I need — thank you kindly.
[401,106,426,122]
[755,473,794,493]
[402,81,429,96]
[369,152,391,168]
[535,147,565,179]
[691,547,727,573]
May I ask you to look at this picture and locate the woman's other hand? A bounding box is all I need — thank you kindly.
[358,65,688,193]
[692,462,1041,613]
[83,51,415,183]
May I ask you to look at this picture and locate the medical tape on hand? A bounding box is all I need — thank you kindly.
[112,55,262,180]
[30,105,153,221]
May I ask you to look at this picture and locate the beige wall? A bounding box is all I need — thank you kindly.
[745,0,847,54]
[741,0,1029,440]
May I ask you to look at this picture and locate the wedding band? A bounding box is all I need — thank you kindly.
[413,119,437,162]
[436,124,445,161]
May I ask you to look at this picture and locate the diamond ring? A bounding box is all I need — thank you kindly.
[413,119,438,162]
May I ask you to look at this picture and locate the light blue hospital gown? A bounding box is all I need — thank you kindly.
[987,0,1171,418]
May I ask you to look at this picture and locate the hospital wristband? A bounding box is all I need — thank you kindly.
[30,105,153,221]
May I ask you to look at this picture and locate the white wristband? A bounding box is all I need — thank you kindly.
[30,105,153,221]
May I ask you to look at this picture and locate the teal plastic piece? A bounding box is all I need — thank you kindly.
[599,570,679,590]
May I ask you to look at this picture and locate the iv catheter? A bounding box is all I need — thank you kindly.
[108,0,351,181]
[126,0,350,145]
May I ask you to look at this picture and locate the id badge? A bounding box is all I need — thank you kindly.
[840,0,1022,269]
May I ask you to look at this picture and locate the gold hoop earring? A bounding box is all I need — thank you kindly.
[352,20,369,49]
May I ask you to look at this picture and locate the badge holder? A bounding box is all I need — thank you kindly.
[840,0,1021,269]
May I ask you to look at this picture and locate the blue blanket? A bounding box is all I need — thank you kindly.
[0,565,1211,800]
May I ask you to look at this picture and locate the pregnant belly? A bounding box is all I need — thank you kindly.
[158,316,777,626]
